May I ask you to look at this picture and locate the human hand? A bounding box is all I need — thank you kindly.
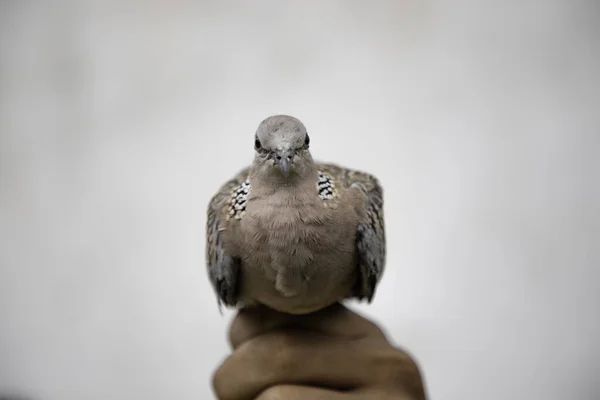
[212,303,427,399]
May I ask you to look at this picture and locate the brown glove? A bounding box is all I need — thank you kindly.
[212,303,427,399]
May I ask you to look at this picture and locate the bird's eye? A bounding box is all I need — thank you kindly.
[255,137,261,149]
[304,134,310,146]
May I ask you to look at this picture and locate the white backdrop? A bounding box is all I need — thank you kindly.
[1,1,599,399]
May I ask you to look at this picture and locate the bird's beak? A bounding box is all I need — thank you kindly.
[274,149,294,178]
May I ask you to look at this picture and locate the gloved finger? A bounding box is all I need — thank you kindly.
[254,385,415,400]
[213,329,403,400]
[254,385,351,400]
[229,302,385,350]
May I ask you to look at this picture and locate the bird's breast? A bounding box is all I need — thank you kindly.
[239,187,356,268]
[234,185,359,313]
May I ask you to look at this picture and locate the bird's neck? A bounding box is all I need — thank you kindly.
[250,160,318,188]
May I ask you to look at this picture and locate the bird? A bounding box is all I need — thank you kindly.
[205,115,385,315]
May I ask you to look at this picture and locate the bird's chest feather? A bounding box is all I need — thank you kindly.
[238,185,352,269]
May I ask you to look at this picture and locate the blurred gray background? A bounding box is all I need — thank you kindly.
[1,1,599,399]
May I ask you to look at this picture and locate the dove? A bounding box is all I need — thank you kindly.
[205,115,385,314]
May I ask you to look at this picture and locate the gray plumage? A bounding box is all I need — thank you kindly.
[206,115,385,314]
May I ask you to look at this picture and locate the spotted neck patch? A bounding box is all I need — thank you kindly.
[317,171,338,202]
[227,178,250,220]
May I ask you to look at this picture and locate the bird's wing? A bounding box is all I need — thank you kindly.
[206,166,251,308]
[318,163,386,302]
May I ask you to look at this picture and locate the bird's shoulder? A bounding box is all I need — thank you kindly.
[210,163,384,221]
[315,162,383,201]
[208,166,252,222]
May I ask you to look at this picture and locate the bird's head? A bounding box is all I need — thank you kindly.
[252,115,314,180]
